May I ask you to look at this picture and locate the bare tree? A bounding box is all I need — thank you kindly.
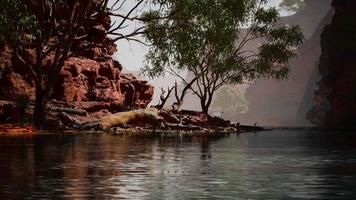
[154,86,175,109]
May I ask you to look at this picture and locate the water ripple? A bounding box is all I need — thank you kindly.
[0,130,356,199]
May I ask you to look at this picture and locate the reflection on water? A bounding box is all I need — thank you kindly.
[0,131,356,199]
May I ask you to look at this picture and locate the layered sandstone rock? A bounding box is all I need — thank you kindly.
[0,0,153,119]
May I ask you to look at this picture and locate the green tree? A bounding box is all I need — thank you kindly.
[142,0,304,114]
[280,0,305,12]
[0,0,148,128]
[0,0,95,128]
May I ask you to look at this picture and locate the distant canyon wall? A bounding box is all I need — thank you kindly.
[222,0,333,126]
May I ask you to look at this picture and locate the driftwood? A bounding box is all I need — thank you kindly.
[158,110,180,123]
[164,123,202,130]
[49,107,88,116]
[83,108,161,130]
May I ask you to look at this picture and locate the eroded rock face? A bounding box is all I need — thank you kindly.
[0,0,153,114]
[307,0,356,128]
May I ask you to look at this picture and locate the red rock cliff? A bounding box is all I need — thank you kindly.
[0,0,153,114]
[307,0,356,128]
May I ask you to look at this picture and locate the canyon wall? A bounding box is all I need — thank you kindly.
[307,0,356,128]
[222,0,333,126]
[0,0,154,115]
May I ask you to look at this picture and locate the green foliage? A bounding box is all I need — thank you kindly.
[141,0,303,112]
[280,0,305,12]
[0,0,39,50]
[142,0,304,82]
[143,0,253,78]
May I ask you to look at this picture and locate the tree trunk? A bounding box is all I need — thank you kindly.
[200,96,208,114]
[200,93,214,114]
[33,84,47,129]
[201,105,209,114]
[173,77,199,111]
[173,85,190,111]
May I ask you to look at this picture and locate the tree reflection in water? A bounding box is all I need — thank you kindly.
[0,131,355,199]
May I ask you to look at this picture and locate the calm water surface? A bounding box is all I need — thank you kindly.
[0,130,356,199]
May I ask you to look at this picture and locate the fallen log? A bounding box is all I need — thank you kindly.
[83,108,161,130]
[49,107,88,116]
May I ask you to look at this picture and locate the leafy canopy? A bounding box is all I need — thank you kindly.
[0,0,39,50]
[141,0,304,85]
[280,0,305,12]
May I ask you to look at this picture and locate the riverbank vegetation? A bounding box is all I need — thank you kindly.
[0,0,303,133]
[142,0,303,113]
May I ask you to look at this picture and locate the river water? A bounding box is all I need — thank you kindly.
[0,130,355,199]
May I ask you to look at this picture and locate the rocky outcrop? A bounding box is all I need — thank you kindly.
[0,0,153,119]
[307,0,356,128]
[81,108,245,133]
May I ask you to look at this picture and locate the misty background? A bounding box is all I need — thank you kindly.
[110,0,332,127]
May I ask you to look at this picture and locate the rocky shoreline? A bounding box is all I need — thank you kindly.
[0,100,265,134]
[0,101,265,134]
[0,0,156,132]
[0,0,266,135]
